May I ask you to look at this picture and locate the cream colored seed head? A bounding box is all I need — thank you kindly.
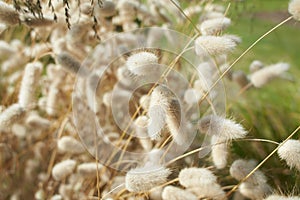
[52,159,76,181]
[77,162,103,177]
[18,62,42,108]
[57,136,85,154]
[125,165,171,192]
[126,51,158,76]
[187,183,226,200]
[200,17,231,35]
[179,167,217,188]
[250,62,289,88]
[162,186,197,200]
[0,104,25,130]
[26,114,51,129]
[249,60,264,73]
[278,139,300,171]
[239,182,272,200]
[199,115,248,140]
[195,35,237,57]
[211,135,228,169]
[289,0,300,20]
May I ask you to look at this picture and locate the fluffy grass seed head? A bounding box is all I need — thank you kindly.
[199,17,231,35]
[162,186,197,200]
[249,60,264,73]
[18,62,42,108]
[26,114,50,129]
[126,51,158,76]
[77,162,103,177]
[187,183,227,200]
[230,159,268,184]
[250,62,290,88]
[125,164,171,192]
[278,139,300,171]
[211,135,228,169]
[195,35,237,57]
[0,1,20,26]
[239,182,272,200]
[52,159,76,181]
[289,0,300,20]
[57,136,85,154]
[179,167,217,188]
[199,115,248,140]
[56,53,88,77]
[0,104,25,130]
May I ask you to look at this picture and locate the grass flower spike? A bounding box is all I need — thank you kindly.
[278,139,300,171]
[289,0,300,20]
[125,164,171,192]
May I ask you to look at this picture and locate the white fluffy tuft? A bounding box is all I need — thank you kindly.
[126,52,158,76]
[52,159,76,181]
[289,0,300,20]
[278,139,300,171]
[57,136,85,154]
[195,35,237,57]
[162,186,197,200]
[250,62,289,88]
[125,164,171,192]
[18,62,42,108]
[199,115,248,140]
[200,17,231,35]
[179,167,217,188]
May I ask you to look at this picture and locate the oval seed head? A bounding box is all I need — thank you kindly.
[187,183,227,200]
[184,88,202,105]
[162,186,197,200]
[199,115,248,140]
[249,60,264,73]
[125,165,171,192]
[278,139,300,171]
[126,51,158,76]
[57,136,85,154]
[179,167,217,188]
[211,135,228,169]
[239,182,272,200]
[195,35,237,57]
[26,114,50,129]
[232,70,250,88]
[0,1,20,26]
[18,62,42,108]
[0,104,25,130]
[250,62,289,88]
[77,162,102,177]
[289,0,300,20]
[56,53,88,77]
[200,17,231,35]
[46,84,59,116]
[230,159,267,184]
[52,159,76,181]
[21,15,54,27]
